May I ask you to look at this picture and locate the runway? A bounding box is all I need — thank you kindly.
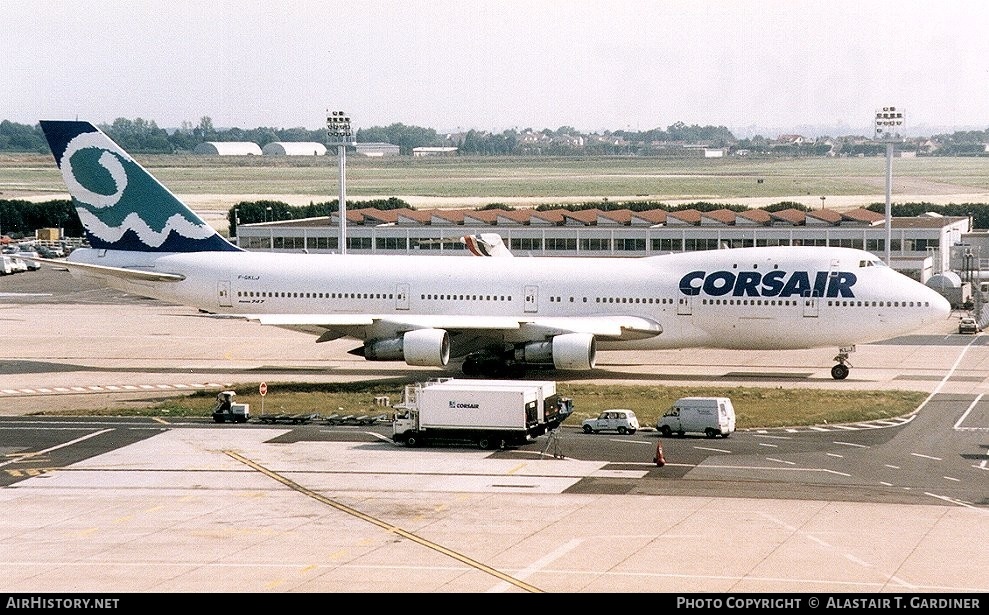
[0,267,987,593]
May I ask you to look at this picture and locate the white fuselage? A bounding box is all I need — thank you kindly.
[68,245,951,354]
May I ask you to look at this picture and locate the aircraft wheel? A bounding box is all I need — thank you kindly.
[831,363,850,380]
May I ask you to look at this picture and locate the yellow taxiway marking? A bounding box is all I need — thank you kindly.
[224,450,543,593]
[4,468,57,477]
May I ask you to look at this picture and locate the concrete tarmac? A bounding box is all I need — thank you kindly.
[1,268,987,594]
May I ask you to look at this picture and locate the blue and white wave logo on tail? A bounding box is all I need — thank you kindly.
[40,120,240,252]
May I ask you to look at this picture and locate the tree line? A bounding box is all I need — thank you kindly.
[5,117,989,157]
[0,117,732,155]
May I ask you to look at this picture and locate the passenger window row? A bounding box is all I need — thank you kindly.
[827,300,930,307]
[421,294,511,301]
[703,299,799,306]
[237,291,394,299]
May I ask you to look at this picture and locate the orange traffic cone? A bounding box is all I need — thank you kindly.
[653,440,666,467]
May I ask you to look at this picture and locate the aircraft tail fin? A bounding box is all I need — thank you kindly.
[39,120,241,253]
[462,233,513,257]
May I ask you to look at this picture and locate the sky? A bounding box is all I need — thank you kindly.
[4,0,989,137]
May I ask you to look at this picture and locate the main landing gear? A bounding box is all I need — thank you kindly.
[461,352,525,378]
[831,351,851,380]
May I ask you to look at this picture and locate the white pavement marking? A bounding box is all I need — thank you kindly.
[954,393,983,430]
[0,383,222,397]
[487,539,584,593]
[0,428,113,468]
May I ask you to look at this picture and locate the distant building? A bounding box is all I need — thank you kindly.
[194,142,262,156]
[262,142,327,156]
[355,142,400,157]
[412,146,458,157]
[235,206,967,280]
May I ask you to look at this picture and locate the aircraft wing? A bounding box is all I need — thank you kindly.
[224,313,662,344]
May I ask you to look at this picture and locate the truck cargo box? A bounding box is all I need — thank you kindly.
[392,379,562,449]
[413,384,540,429]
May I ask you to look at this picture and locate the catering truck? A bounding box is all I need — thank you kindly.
[434,379,573,426]
[392,379,572,449]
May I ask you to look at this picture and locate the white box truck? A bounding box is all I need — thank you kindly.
[392,380,561,449]
[657,397,736,438]
[431,379,573,428]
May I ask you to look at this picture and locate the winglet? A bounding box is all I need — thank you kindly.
[39,120,241,253]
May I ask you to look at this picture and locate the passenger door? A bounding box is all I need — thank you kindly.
[395,283,410,310]
[218,281,232,308]
[524,285,538,313]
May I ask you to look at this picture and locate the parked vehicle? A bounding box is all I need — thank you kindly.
[392,379,567,449]
[15,250,42,270]
[211,390,250,423]
[0,255,15,275]
[582,409,639,434]
[658,397,735,438]
[36,245,64,258]
[958,316,979,334]
[7,256,27,273]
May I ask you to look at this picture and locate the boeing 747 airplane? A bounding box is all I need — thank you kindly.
[35,120,951,379]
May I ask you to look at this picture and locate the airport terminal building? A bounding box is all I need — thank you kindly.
[234,205,971,284]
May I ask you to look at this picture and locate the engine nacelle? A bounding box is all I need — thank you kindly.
[363,328,450,367]
[516,332,596,371]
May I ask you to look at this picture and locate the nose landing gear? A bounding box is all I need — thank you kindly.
[831,351,851,380]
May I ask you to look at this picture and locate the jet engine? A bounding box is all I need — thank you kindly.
[362,328,450,367]
[515,332,596,370]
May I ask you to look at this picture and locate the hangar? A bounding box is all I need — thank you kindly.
[412,146,458,157]
[355,142,400,157]
[262,142,327,156]
[193,142,262,156]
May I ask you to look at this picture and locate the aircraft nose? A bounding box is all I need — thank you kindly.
[928,287,952,319]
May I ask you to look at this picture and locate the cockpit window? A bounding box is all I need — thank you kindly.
[858,258,886,268]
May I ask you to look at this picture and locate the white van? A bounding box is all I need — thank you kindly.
[657,397,735,438]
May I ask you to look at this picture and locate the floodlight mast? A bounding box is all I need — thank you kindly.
[874,106,905,265]
[326,110,356,254]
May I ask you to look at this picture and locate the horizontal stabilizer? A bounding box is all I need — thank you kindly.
[19,255,185,282]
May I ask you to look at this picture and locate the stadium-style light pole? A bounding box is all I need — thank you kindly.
[874,106,905,265]
[327,110,356,254]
